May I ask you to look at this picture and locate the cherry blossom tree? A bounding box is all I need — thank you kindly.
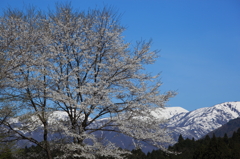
[0,4,176,159]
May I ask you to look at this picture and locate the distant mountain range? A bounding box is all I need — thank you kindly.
[101,101,240,152]
[166,101,240,140]
[8,101,240,153]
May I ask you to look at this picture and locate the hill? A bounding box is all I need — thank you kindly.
[206,117,240,138]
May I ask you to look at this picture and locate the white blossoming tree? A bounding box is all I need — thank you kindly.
[0,4,176,159]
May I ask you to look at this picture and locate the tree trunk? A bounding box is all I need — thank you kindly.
[43,122,52,159]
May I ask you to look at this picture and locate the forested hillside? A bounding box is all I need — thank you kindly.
[207,117,240,138]
[141,128,240,159]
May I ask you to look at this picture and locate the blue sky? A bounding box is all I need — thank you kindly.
[1,0,240,111]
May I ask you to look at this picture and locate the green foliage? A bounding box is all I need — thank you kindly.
[130,128,240,159]
[0,145,13,159]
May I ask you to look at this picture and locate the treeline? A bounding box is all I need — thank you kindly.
[128,127,240,159]
[2,127,240,159]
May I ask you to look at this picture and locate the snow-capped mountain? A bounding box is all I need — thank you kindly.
[82,107,189,152]
[167,102,240,140]
[151,107,189,120]
[102,102,240,152]
[7,101,240,153]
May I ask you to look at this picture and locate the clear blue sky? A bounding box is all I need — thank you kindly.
[1,0,240,111]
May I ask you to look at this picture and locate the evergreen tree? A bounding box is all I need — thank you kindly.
[178,134,184,143]
[223,133,229,144]
[127,149,146,159]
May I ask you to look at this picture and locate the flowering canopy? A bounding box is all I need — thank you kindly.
[0,4,175,159]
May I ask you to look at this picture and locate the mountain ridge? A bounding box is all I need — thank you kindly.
[206,117,240,138]
[167,101,240,140]
[97,101,240,152]
[151,106,189,119]
[6,101,240,153]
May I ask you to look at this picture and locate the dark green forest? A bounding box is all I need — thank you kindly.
[2,128,240,159]
[130,128,240,159]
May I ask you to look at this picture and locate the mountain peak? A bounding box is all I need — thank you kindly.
[168,101,240,140]
[151,106,189,119]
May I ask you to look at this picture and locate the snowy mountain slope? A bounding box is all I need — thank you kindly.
[98,102,240,152]
[7,101,240,153]
[151,107,189,119]
[206,117,240,138]
[94,107,189,153]
[167,102,240,140]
